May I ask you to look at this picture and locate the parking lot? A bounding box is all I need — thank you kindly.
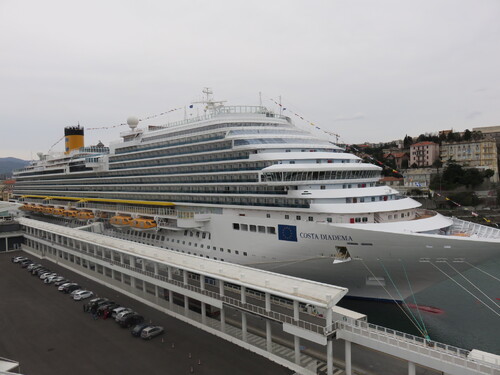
[1,251,290,375]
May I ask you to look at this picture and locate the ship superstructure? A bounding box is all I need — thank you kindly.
[12,91,500,301]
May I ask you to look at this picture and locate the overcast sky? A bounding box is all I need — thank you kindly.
[1,0,499,159]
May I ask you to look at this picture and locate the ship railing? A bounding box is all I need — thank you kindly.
[450,217,500,239]
[332,320,500,374]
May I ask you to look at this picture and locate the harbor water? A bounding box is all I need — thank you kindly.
[339,257,500,355]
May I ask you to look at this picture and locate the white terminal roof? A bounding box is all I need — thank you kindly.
[20,218,347,308]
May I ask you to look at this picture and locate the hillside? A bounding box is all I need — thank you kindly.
[0,157,29,177]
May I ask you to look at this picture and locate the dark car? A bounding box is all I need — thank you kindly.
[85,298,108,311]
[131,323,151,337]
[34,268,50,276]
[64,284,82,294]
[98,302,120,315]
[20,259,33,267]
[119,314,144,328]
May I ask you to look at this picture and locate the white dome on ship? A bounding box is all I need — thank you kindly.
[127,116,139,130]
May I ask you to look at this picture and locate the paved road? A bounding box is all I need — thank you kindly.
[0,251,290,375]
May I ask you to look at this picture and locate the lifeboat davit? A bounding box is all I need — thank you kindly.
[76,211,95,221]
[130,218,157,232]
[110,215,133,229]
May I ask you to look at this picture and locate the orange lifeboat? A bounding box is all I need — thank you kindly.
[42,206,54,215]
[76,211,95,221]
[53,207,65,216]
[130,218,157,232]
[63,209,79,218]
[110,215,133,229]
[20,203,31,211]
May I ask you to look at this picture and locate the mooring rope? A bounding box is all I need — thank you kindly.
[429,262,500,317]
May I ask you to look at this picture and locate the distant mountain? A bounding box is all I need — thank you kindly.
[0,157,29,177]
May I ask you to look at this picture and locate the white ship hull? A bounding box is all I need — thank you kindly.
[104,210,499,301]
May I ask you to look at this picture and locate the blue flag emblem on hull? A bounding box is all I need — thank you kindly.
[278,225,297,242]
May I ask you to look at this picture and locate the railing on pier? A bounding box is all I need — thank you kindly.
[334,320,500,374]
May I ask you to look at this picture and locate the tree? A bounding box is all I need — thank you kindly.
[463,129,472,141]
[483,169,495,179]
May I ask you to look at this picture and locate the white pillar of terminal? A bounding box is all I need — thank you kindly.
[220,307,226,332]
[200,275,205,291]
[294,336,300,365]
[119,252,124,264]
[293,300,299,321]
[408,362,416,375]
[327,338,333,375]
[184,295,189,315]
[266,320,272,352]
[183,270,188,286]
[201,302,206,324]
[5,237,8,250]
[142,259,146,272]
[131,277,136,289]
[242,312,247,342]
[241,286,246,304]
[168,290,173,310]
[345,340,352,375]
[155,285,159,298]
[153,262,158,275]
[219,279,224,296]
[167,266,172,281]
[265,292,271,312]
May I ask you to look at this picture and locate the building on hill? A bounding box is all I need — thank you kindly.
[409,141,439,167]
[440,138,498,182]
[472,125,500,145]
[1,180,15,201]
[403,168,435,190]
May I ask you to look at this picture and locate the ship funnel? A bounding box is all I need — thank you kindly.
[64,125,84,154]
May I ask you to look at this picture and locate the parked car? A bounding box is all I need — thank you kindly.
[12,256,28,263]
[44,274,60,283]
[112,307,132,319]
[119,314,144,328]
[58,282,76,292]
[73,290,94,301]
[70,289,85,296]
[34,268,50,276]
[54,279,70,286]
[40,272,57,280]
[45,276,65,284]
[97,302,120,315]
[85,298,108,311]
[27,263,42,271]
[20,259,33,268]
[141,325,164,340]
[64,284,81,294]
[115,310,136,323]
[131,323,151,337]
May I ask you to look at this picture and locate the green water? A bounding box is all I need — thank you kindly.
[339,258,500,354]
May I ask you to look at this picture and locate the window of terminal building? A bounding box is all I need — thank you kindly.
[267,227,276,234]
[233,223,240,230]
[250,225,256,232]
[241,224,248,231]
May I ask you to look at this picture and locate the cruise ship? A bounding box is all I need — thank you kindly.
[12,91,500,301]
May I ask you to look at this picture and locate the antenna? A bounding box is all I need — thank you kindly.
[192,88,226,114]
